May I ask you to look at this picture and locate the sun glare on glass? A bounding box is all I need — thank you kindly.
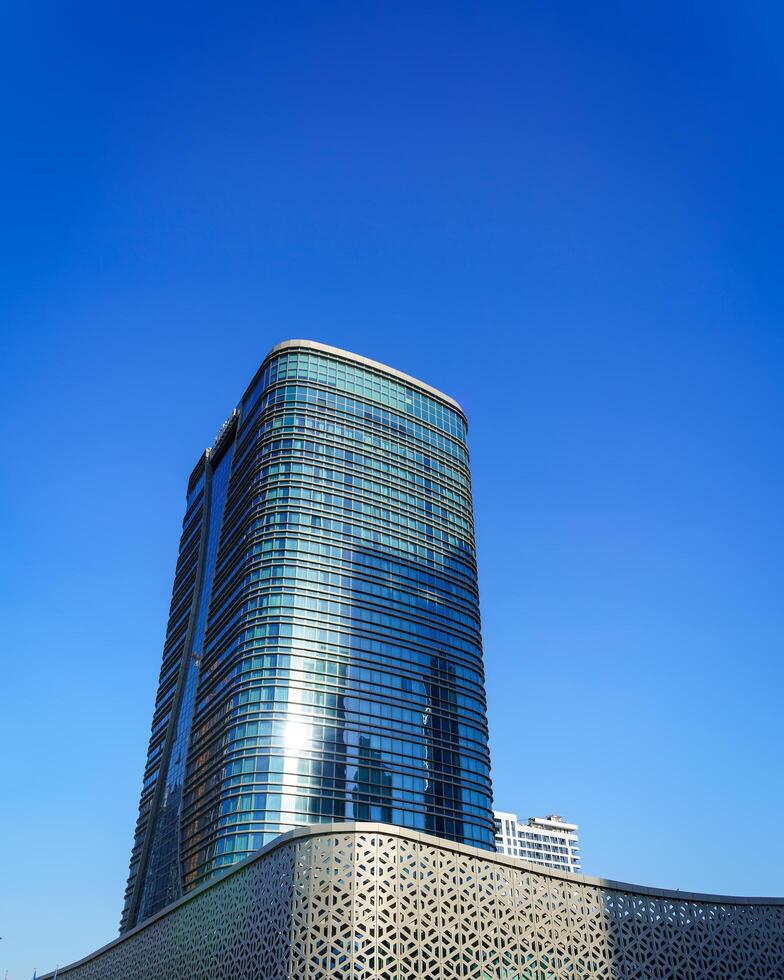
[283,720,311,752]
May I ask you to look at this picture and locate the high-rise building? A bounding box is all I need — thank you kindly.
[120,340,495,932]
[494,810,581,873]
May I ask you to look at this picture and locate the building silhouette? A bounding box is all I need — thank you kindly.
[120,340,495,931]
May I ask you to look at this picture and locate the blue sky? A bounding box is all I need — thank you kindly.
[1,1,783,975]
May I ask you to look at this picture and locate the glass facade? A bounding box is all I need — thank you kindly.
[121,341,495,932]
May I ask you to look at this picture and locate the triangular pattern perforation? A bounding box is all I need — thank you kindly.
[43,828,784,979]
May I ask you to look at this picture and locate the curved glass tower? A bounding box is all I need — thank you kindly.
[121,340,494,931]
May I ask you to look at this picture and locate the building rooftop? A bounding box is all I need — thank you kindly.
[267,339,465,414]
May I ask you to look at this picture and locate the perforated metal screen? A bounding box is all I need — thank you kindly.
[45,824,784,979]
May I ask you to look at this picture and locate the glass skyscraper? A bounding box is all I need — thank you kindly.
[120,340,494,932]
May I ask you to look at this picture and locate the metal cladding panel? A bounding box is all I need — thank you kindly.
[44,825,784,979]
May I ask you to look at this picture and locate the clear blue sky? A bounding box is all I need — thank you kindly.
[1,2,783,976]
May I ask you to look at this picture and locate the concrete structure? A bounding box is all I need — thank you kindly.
[495,810,581,873]
[41,823,784,980]
[121,341,494,932]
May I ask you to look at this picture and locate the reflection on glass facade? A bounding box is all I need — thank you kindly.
[121,341,495,932]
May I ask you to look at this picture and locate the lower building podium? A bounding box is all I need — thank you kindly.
[42,822,784,979]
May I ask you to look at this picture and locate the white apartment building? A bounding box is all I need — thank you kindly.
[494,811,581,873]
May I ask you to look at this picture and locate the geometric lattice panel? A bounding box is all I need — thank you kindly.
[41,823,784,980]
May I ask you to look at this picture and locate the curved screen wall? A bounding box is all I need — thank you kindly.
[47,824,784,980]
